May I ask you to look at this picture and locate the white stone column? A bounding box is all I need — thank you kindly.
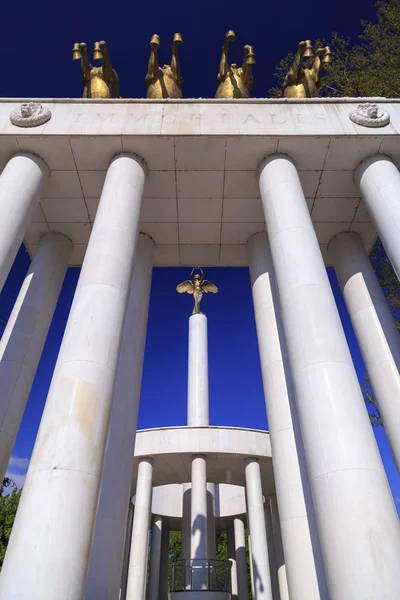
[245,459,272,600]
[121,505,134,600]
[234,516,249,600]
[0,153,147,600]
[248,531,255,599]
[264,503,279,600]
[227,519,238,599]
[247,231,327,600]
[207,482,216,559]
[159,518,170,600]
[148,516,163,600]
[190,454,208,589]
[182,483,191,563]
[86,233,154,600]
[356,155,400,280]
[329,231,400,471]
[0,232,72,482]
[259,154,400,600]
[187,313,209,427]
[0,153,49,293]
[269,496,289,600]
[126,458,153,600]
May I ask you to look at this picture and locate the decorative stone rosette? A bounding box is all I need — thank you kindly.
[349,103,390,128]
[9,103,52,128]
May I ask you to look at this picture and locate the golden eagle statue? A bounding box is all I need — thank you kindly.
[176,268,218,315]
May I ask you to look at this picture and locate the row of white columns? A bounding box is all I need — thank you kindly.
[0,149,399,600]
[253,154,400,600]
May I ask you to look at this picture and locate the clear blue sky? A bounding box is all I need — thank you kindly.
[2,0,376,98]
[1,245,400,513]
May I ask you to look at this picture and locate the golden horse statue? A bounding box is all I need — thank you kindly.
[146,33,183,98]
[215,30,255,99]
[176,269,218,315]
[283,40,332,98]
[72,41,120,98]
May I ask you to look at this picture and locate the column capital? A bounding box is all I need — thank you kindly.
[327,230,362,255]
[138,231,155,246]
[39,231,74,250]
[257,153,295,180]
[139,456,154,466]
[354,154,394,187]
[110,152,148,176]
[10,151,49,178]
[244,456,260,466]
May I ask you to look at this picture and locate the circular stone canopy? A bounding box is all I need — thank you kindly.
[132,426,275,496]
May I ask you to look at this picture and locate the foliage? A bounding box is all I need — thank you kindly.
[169,530,182,564]
[361,238,400,427]
[269,0,400,98]
[369,238,400,328]
[168,528,253,596]
[0,480,21,570]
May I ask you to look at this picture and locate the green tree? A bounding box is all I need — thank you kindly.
[269,0,400,98]
[0,480,21,570]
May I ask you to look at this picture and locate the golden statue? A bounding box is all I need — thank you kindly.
[72,41,120,98]
[215,30,255,99]
[176,268,218,315]
[283,40,332,98]
[146,33,183,98]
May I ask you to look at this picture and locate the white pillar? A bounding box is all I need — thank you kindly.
[187,313,209,427]
[259,154,400,600]
[227,519,238,599]
[356,155,400,280]
[248,531,255,599]
[245,459,272,600]
[264,503,279,600]
[269,496,289,600]
[207,482,216,559]
[0,232,72,482]
[190,454,208,589]
[182,483,191,563]
[0,153,49,293]
[0,153,147,600]
[121,505,134,600]
[159,518,170,600]
[148,516,163,600]
[234,516,249,600]
[86,233,154,600]
[247,231,327,600]
[329,231,400,471]
[126,458,153,600]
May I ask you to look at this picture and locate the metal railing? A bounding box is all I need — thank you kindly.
[169,559,231,592]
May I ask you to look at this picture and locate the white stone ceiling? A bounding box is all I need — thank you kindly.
[0,99,398,267]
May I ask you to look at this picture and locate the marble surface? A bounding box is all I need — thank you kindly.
[0,98,395,266]
[133,426,274,495]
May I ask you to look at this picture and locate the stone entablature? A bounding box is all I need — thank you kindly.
[0,97,397,268]
[1,97,400,136]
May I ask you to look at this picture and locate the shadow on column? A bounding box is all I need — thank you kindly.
[251,556,265,596]
[191,514,207,589]
[283,358,328,596]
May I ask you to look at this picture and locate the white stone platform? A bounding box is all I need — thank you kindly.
[1,97,398,266]
[133,426,273,492]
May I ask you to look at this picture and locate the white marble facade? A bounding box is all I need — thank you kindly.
[0,98,400,600]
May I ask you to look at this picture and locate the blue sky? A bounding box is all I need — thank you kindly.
[1,245,400,513]
[2,0,376,98]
